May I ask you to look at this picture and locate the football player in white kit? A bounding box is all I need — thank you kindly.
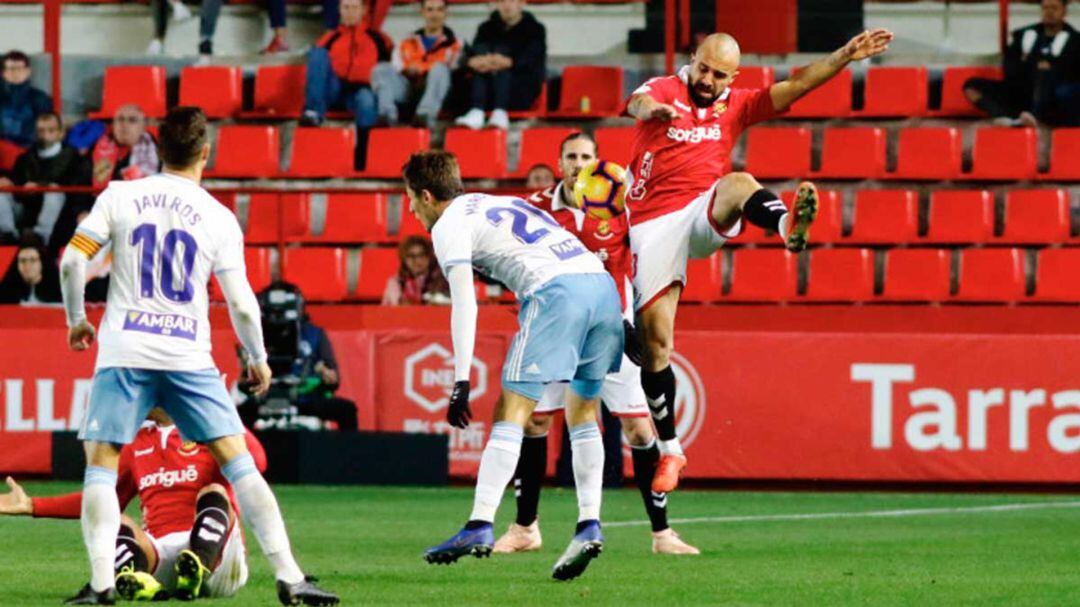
[58,107,338,606]
[408,151,623,581]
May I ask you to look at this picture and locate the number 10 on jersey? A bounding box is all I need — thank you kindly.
[131,223,198,303]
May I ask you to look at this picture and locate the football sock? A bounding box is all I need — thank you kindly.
[222,453,305,585]
[189,490,232,569]
[575,519,599,534]
[82,466,120,592]
[569,422,604,523]
[469,421,524,523]
[115,523,149,573]
[631,439,670,532]
[514,433,547,527]
[742,188,788,234]
[642,366,679,443]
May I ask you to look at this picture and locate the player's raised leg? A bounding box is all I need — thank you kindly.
[622,417,699,555]
[493,413,550,553]
[173,484,232,600]
[425,389,537,564]
[708,172,818,253]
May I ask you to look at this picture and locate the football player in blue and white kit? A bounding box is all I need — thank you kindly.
[407,151,624,581]
[58,107,338,606]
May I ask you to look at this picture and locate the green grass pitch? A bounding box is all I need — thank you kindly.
[3,483,1080,605]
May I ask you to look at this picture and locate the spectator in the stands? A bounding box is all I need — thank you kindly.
[91,104,160,188]
[0,112,91,246]
[370,0,461,128]
[0,51,52,149]
[147,0,224,64]
[0,236,61,305]
[382,235,450,305]
[262,0,290,54]
[964,0,1080,127]
[455,0,546,130]
[524,163,555,189]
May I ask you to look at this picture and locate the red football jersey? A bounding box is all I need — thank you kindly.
[527,184,632,309]
[624,69,778,225]
[32,425,266,538]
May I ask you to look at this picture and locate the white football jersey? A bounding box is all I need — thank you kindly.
[431,193,605,298]
[74,173,245,371]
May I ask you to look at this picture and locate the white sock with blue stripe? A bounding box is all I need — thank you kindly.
[82,466,119,592]
[469,421,524,523]
[222,453,305,584]
[569,422,604,523]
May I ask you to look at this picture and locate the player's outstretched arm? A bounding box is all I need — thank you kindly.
[626,93,679,122]
[217,269,271,397]
[770,28,893,111]
[446,263,478,429]
[59,246,96,351]
[0,477,33,516]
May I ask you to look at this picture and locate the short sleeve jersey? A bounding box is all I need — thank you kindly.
[74,173,246,371]
[526,184,632,309]
[431,193,605,298]
[624,67,779,225]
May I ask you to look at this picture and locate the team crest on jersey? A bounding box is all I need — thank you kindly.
[712,103,727,117]
[596,220,610,236]
[179,441,200,456]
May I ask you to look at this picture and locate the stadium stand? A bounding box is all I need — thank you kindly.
[206,125,281,178]
[552,66,624,118]
[243,194,310,244]
[514,127,577,177]
[444,128,508,178]
[924,190,995,245]
[879,248,952,303]
[814,127,887,180]
[731,66,775,89]
[283,246,350,302]
[1000,190,1071,245]
[890,127,962,181]
[681,255,722,303]
[784,68,851,118]
[179,66,243,119]
[354,247,400,302]
[1032,248,1080,303]
[726,249,798,302]
[285,127,359,178]
[308,193,390,244]
[243,64,307,119]
[593,127,635,166]
[744,127,811,180]
[954,248,1026,303]
[858,66,927,118]
[1045,128,1080,181]
[209,247,273,302]
[360,128,431,179]
[802,248,875,302]
[90,65,167,119]
[934,66,1001,116]
[847,190,919,245]
[967,128,1038,181]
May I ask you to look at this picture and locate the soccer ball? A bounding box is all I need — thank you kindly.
[572,160,627,221]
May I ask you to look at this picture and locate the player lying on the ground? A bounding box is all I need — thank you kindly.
[623,30,893,491]
[0,408,265,601]
[493,132,697,555]
[405,150,624,581]
[58,106,337,606]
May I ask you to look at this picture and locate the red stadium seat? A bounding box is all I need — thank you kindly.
[553,66,624,118]
[802,248,874,302]
[966,128,1038,181]
[784,68,851,118]
[444,128,507,178]
[880,248,951,303]
[925,190,994,244]
[594,127,635,167]
[954,248,1026,303]
[244,64,306,118]
[744,127,811,180]
[508,82,548,120]
[0,140,23,172]
[396,200,428,239]
[1000,189,1071,244]
[354,247,400,301]
[891,127,962,181]
[284,247,350,302]
[859,66,928,118]
[737,189,842,245]
[286,127,357,178]
[1032,248,1080,302]
[179,66,242,119]
[360,128,430,178]
[91,66,167,119]
[725,249,798,301]
[848,190,919,244]
[514,127,576,177]
[209,247,273,302]
[0,246,15,275]
[308,193,389,244]
[815,127,886,180]
[936,66,1002,117]
[732,66,775,90]
[1044,128,1080,181]
[243,194,310,244]
[681,255,722,303]
[207,126,280,178]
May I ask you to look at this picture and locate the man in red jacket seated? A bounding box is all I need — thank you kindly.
[0,408,267,601]
[301,0,394,132]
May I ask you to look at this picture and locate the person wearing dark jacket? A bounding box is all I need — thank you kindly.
[964,0,1080,126]
[0,51,52,149]
[301,0,394,131]
[454,0,546,130]
[0,113,92,246]
[0,238,61,305]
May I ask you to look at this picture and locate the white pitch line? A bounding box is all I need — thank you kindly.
[604,499,1080,528]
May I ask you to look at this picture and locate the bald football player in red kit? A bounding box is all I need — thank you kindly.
[494,132,698,555]
[625,30,893,491]
[0,408,266,601]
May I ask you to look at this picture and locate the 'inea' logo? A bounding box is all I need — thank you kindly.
[403,343,488,413]
[669,352,706,449]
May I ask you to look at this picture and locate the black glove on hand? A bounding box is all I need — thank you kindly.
[623,319,643,367]
[447,380,472,429]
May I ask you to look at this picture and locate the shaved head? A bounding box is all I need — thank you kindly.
[688,32,741,107]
